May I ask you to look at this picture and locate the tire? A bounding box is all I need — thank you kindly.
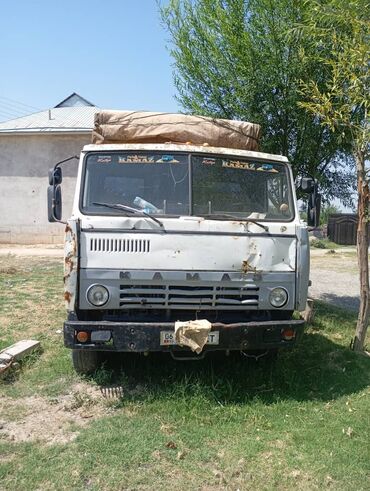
[72,350,100,375]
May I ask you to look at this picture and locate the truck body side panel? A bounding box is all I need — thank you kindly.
[295,225,310,310]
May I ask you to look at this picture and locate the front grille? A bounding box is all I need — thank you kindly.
[119,283,259,310]
[89,238,150,253]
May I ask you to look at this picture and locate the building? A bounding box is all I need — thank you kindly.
[0,93,97,243]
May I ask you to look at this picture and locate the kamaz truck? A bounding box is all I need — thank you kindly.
[48,111,315,373]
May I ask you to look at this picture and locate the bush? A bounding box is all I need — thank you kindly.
[311,239,338,249]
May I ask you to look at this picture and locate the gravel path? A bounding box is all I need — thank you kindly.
[309,249,360,311]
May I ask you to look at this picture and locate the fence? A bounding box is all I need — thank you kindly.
[327,213,369,245]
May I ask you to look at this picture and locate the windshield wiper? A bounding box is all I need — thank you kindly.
[198,214,269,232]
[93,202,165,230]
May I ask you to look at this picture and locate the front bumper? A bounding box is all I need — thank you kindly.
[64,318,305,352]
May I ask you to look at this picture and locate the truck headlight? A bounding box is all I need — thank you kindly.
[87,284,109,306]
[269,287,288,308]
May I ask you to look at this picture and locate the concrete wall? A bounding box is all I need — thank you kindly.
[0,133,90,243]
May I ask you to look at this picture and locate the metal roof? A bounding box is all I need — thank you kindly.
[0,106,98,134]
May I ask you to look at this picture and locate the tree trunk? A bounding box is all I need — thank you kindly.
[353,149,369,352]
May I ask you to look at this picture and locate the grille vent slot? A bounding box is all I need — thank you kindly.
[119,283,259,309]
[90,238,150,253]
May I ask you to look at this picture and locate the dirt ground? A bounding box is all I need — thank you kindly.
[0,244,63,257]
[0,383,107,445]
[309,249,359,311]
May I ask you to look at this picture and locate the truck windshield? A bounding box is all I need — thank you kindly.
[192,155,294,221]
[82,153,190,216]
[81,152,294,221]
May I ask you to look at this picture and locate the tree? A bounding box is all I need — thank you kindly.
[297,0,369,351]
[320,204,341,226]
[160,0,355,204]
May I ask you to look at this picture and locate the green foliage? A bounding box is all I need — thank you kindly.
[300,210,308,222]
[160,0,356,205]
[297,0,369,157]
[311,238,339,249]
[320,204,341,225]
[311,239,329,249]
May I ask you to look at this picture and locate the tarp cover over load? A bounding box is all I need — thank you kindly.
[92,111,261,151]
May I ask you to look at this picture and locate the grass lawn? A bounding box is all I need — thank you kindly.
[0,255,369,490]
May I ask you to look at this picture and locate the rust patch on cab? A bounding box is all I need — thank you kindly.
[64,291,72,303]
[242,260,257,274]
[64,220,78,312]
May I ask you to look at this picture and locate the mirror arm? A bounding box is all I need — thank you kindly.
[53,155,79,172]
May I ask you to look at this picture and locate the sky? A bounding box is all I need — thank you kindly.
[0,0,178,121]
[0,1,354,211]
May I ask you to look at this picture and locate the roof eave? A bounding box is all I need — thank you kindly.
[0,128,93,136]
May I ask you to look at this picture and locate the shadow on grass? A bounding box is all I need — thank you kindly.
[90,302,370,406]
[318,293,359,311]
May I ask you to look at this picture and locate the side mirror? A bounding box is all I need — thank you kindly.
[307,189,321,228]
[301,177,315,194]
[48,167,62,185]
[47,184,62,222]
[47,156,78,223]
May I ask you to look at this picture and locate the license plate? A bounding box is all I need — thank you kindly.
[160,331,219,346]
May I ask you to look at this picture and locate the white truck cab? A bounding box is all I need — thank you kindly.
[48,113,312,373]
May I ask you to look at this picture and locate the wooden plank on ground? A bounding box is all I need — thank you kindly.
[0,340,40,376]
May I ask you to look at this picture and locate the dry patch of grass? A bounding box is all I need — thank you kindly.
[311,251,359,274]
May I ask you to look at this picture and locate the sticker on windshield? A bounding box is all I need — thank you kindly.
[222,160,256,170]
[202,158,216,166]
[257,164,279,173]
[118,155,155,164]
[97,156,112,163]
[156,155,179,163]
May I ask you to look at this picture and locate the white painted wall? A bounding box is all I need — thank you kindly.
[0,133,89,243]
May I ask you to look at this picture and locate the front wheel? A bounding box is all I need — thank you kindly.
[72,350,100,375]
